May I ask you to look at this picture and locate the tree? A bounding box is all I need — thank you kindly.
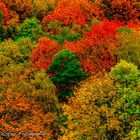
[59,73,122,140]
[63,19,121,75]
[110,60,140,139]
[15,17,45,41]
[115,28,140,68]
[110,60,140,87]
[31,0,55,19]
[0,13,3,41]
[0,62,59,140]
[59,60,140,139]
[2,0,33,21]
[42,0,92,27]
[0,38,35,64]
[101,0,139,22]
[30,37,59,69]
[0,0,9,25]
[48,49,86,99]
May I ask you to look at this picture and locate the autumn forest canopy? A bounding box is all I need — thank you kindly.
[0,0,140,139]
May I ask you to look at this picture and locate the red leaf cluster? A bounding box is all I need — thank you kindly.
[101,0,139,22]
[42,0,86,26]
[63,19,122,75]
[0,0,10,25]
[2,0,33,21]
[30,37,59,69]
[42,0,104,27]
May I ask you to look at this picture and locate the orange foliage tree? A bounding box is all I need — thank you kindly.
[0,91,53,140]
[0,61,60,139]
[0,1,19,39]
[42,0,86,26]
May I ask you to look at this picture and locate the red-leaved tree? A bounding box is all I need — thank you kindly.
[63,19,123,75]
[101,0,139,22]
[0,0,10,25]
[30,37,59,69]
[42,0,86,26]
[42,0,104,27]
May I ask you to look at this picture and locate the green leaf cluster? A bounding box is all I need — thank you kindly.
[51,27,82,44]
[15,17,46,41]
[45,21,82,44]
[48,49,86,98]
[111,60,140,87]
[110,60,140,139]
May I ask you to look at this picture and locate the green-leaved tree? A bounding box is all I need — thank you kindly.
[48,49,86,100]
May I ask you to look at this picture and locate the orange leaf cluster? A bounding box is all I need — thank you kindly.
[0,89,54,139]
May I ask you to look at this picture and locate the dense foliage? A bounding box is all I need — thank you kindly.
[30,37,59,69]
[60,60,140,139]
[0,0,140,139]
[62,19,123,75]
[48,49,86,99]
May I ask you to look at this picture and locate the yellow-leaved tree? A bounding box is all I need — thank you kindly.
[59,60,140,140]
[59,73,123,140]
